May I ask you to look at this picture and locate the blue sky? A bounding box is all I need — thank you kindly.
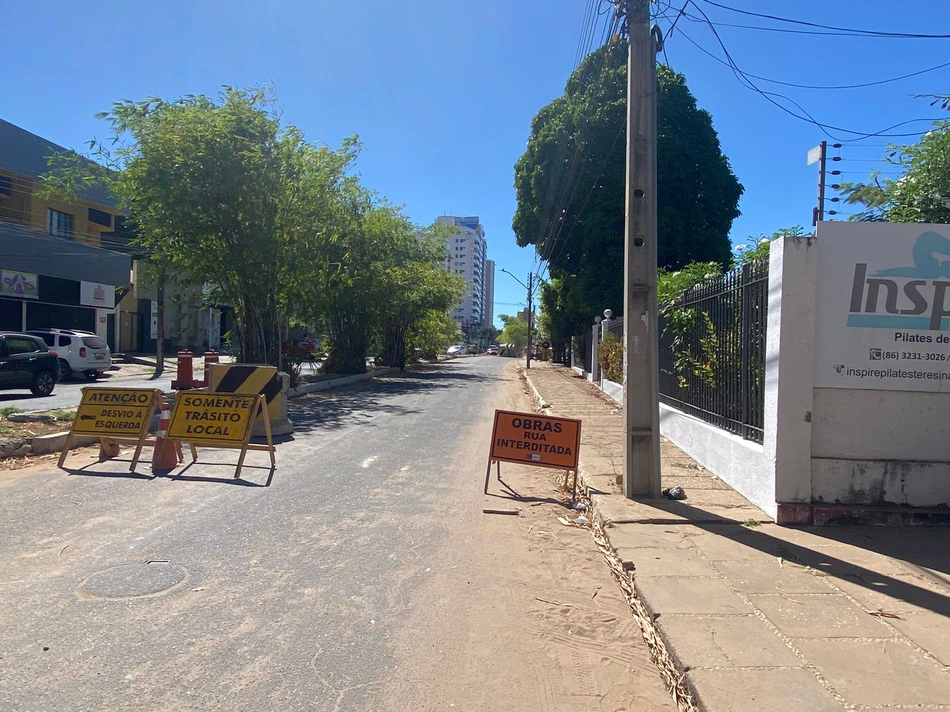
[2,0,949,326]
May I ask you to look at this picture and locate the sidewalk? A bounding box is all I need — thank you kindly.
[525,361,950,712]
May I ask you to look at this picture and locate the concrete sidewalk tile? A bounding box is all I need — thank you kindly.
[660,473,732,490]
[749,593,896,638]
[831,573,950,615]
[715,559,835,595]
[636,576,750,615]
[686,668,845,712]
[656,615,801,668]
[685,527,785,562]
[625,548,721,578]
[602,524,691,551]
[793,637,950,706]
[886,611,950,666]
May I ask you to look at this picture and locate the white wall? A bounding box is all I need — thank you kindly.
[593,233,950,516]
[659,404,777,518]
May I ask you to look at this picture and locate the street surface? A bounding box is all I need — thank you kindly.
[0,357,673,711]
[0,369,172,412]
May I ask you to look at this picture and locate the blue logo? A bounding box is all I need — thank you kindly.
[847,231,950,332]
[873,231,950,279]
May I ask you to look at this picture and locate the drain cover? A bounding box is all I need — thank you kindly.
[79,562,188,600]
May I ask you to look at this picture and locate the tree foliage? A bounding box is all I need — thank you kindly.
[43,86,462,374]
[840,121,950,223]
[512,41,743,342]
[498,314,529,352]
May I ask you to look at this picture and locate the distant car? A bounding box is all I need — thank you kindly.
[487,345,500,356]
[0,332,60,396]
[446,345,467,356]
[27,328,111,380]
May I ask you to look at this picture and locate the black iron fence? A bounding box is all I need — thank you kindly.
[658,259,769,443]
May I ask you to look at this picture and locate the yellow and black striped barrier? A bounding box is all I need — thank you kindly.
[208,364,293,436]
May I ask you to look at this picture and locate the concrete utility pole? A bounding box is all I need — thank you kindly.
[526,272,533,370]
[622,0,661,498]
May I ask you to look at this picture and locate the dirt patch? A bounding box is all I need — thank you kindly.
[379,361,677,712]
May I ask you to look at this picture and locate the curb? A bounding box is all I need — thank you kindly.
[289,368,399,397]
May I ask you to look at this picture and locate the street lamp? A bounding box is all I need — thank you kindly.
[602,308,613,342]
[500,268,537,370]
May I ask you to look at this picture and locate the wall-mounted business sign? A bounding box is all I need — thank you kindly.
[1,269,38,299]
[815,222,950,392]
[80,281,116,309]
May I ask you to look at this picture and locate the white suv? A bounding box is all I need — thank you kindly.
[28,329,112,380]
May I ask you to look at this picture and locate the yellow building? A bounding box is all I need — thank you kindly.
[0,118,131,343]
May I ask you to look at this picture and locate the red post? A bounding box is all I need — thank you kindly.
[201,350,219,388]
[171,350,193,390]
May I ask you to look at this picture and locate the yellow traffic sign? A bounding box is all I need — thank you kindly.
[167,392,257,444]
[72,388,157,437]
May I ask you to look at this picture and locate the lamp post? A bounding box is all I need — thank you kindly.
[602,308,613,342]
[592,315,602,382]
[501,268,537,369]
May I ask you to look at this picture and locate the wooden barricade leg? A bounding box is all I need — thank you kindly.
[261,395,275,466]
[57,433,74,468]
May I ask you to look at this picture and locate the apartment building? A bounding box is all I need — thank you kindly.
[438,215,490,339]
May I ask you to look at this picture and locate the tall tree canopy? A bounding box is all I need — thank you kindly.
[45,87,462,372]
[841,120,950,223]
[513,41,743,342]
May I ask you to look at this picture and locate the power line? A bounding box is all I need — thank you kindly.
[696,0,950,39]
[673,19,950,89]
[678,4,947,141]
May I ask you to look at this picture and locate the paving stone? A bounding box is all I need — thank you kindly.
[749,593,896,638]
[685,527,788,562]
[793,637,950,706]
[636,576,749,615]
[687,668,845,712]
[623,547,720,578]
[656,614,801,668]
[714,558,836,595]
[886,611,950,666]
[831,573,950,615]
[602,523,690,551]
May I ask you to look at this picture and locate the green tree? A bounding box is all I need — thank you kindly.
[498,314,529,353]
[43,87,345,366]
[840,121,950,223]
[730,226,809,267]
[512,42,743,341]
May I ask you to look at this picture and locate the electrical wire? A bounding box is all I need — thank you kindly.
[679,3,947,141]
[696,0,950,39]
[674,18,950,89]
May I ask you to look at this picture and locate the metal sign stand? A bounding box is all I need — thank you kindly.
[484,458,578,501]
[179,394,275,478]
[57,389,164,472]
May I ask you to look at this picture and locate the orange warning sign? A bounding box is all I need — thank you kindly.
[489,409,581,470]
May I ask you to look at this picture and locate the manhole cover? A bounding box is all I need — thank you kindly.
[78,562,188,600]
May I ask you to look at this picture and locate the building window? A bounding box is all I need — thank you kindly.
[0,175,12,196]
[47,208,73,238]
[88,207,112,228]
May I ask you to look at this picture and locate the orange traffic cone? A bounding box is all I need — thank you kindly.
[151,402,180,472]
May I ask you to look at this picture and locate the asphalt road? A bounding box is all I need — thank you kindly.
[0,371,173,412]
[0,356,509,710]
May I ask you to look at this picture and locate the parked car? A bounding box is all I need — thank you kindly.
[487,345,500,356]
[27,328,111,380]
[0,332,59,396]
[446,345,467,356]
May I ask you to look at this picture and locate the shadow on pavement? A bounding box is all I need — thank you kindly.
[168,460,275,487]
[642,498,950,616]
[62,460,156,481]
[288,365,501,434]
